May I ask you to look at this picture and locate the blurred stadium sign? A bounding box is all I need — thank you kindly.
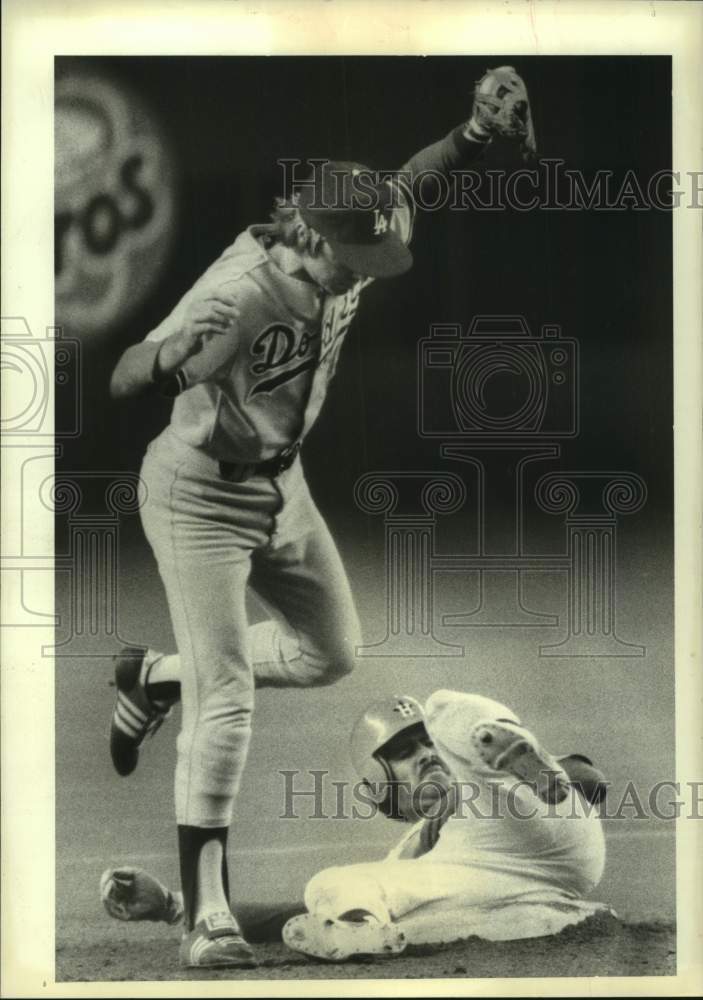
[55,70,177,338]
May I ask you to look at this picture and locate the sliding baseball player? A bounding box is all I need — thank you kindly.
[102,688,609,961]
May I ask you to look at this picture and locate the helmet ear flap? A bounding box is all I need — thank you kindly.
[362,754,394,804]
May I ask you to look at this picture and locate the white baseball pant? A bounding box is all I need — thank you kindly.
[304,784,607,944]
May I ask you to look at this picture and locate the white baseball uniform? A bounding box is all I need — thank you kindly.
[303,691,608,944]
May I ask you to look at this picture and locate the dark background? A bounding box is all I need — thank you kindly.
[55,56,675,942]
[56,55,673,533]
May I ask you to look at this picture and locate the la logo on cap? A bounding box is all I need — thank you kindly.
[373,209,389,236]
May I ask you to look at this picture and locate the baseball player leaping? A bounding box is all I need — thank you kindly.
[102,689,610,961]
[108,68,536,969]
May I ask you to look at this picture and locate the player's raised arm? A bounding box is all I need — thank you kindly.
[400,66,536,183]
[110,291,240,399]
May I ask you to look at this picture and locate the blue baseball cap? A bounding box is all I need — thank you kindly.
[297,160,413,279]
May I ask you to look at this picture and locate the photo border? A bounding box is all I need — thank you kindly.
[2,0,701,996]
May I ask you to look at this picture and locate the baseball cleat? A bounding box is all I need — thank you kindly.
[282,913,406,962]
[100,866,184,924]
[109,646,171,776]
[472,721,570,804]
[179,912,257,968]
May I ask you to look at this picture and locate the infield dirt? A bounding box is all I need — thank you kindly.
[56,913,675,982]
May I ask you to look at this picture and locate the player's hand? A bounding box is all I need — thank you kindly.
[156,293,240,377]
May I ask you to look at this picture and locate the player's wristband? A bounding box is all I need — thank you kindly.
[151,345,187,397]
[455,120,490,149]
[159,370,188,397]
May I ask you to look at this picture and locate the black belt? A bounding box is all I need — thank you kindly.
[218,442,300,483]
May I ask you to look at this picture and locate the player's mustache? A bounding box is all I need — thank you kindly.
[419,756,447,778]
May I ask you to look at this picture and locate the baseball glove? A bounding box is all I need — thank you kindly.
[471,65,537,160]
[100,866,183,924]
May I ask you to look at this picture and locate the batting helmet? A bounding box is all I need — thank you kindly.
[350,694,427,805]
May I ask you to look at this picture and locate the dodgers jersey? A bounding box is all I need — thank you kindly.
[145,180,414,463]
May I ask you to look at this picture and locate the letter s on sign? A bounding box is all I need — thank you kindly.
[54,70,175,338]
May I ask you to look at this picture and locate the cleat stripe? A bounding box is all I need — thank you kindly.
[114,707,142,738]
[117,691,148,723]
[192,939,210,964]
[188,934,247,966]
[115,701,145,730]
[115,704,146,733]
[115,703,148,734]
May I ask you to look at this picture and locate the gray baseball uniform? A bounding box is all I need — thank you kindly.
[139,183,413,827]
[132,119,488,831]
